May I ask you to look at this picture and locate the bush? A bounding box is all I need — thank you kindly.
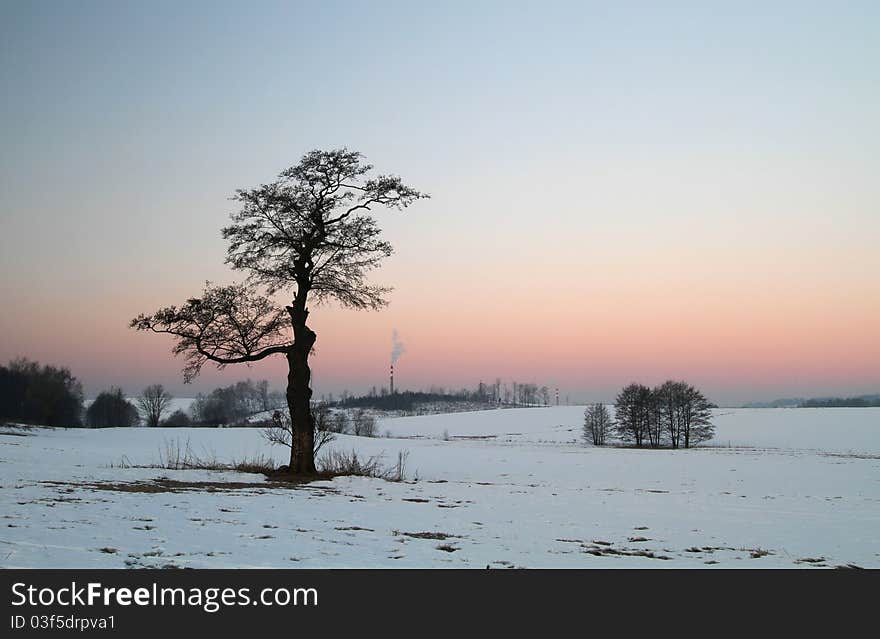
[86,388,139,428]
[263,403,336,456]
[161,409,192,427]
[327,411,350,434]
[318,449,408,481]
[0,358,84,427]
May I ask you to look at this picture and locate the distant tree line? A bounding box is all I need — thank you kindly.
[584,381,715,449]
[330,379,553,412]
[0,356,291,429]
[85,378,286,428]
[743,394,880,408]
[0,358,84,426]
[334,390,474,412]
[800,395,880,408]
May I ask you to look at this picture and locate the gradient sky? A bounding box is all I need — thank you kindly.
[1,1,878,405]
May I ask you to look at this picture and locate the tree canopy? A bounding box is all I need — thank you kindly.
[130,149,427,382]
[131,148,427,473]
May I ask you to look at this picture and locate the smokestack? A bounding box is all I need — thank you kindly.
[390,363,394,395]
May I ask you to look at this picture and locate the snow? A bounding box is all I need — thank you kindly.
[1,407,878,568]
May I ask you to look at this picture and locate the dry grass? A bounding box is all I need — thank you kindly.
[111,439,412,484]
[581,542,672,560]
[111,438,278,474]
[41,477,328,494]
[317,449,409,482]
[394,530,460,540]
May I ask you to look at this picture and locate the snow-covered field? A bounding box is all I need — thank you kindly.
[1,407,878,568]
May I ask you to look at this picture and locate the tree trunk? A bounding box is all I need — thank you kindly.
[286,303,317,475]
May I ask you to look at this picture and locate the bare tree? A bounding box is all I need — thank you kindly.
[682,384,715,448]
[256,379,271,412]
[645,389,664,449]
[327,411,350,434]
[653,381,715,449]
[351,408,377,437]
[583,403,612,446]
[654,381,683,449]
[131,149,427,474]
[613,383,652,447]
[137,384,173,427]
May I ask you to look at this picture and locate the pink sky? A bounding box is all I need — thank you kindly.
[2,2,878,406]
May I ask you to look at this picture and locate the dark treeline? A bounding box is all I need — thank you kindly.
[584,380,715,449]
[330,379,552,412]
[0,358,84,426]
[800,395,880,408]
[744,393,880,408]
[0,357,288,428]
[334,390,472,412]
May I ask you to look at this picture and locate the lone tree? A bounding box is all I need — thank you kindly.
[583,402,612,446]
[131,149,427,473]
[138,384,173,427]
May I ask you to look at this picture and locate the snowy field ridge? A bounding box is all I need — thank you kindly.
[1,407,878,568]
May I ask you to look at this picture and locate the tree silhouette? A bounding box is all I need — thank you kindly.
[86,388,139,428]
[131,149,427,473]
[138,384,172,427]
[613,383,652,447]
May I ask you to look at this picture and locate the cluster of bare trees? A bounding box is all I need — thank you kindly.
[191,379,285,426]
[264,404,379,463]
[583,381,715,449]
[507,382,550,406]
[474,380,552,406]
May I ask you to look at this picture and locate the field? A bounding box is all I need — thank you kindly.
[1,407,878,568]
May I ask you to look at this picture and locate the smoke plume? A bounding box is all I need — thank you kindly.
[391,329,406,364]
